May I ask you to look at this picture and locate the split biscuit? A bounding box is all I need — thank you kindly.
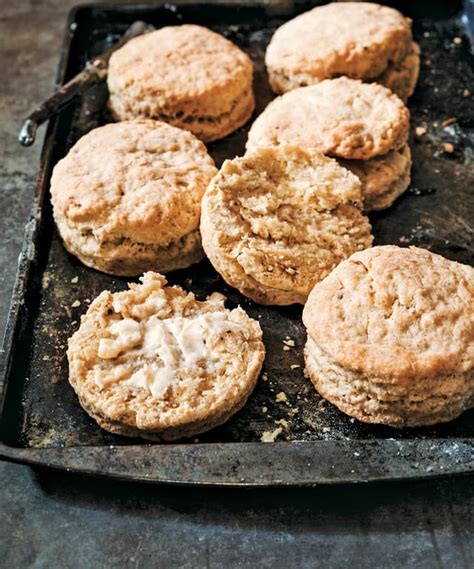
[108,24,255,142]
[201,146,373,305]
[50,120,217,276]
[303,246,474,427]
[247,78,411,209]
[68,272,265,440]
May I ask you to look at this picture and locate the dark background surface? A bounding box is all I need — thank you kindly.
[0,1,473,567]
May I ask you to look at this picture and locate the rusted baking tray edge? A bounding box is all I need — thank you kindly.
[0,439,473,486]
[0,1,473,486]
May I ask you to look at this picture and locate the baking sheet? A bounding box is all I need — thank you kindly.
[0,1,472,485]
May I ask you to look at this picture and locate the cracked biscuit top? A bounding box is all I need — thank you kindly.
[247,78,409,160]
[303,246,474,379]
[50,120,217,248]
[266,2,413,90]
[107,24,254,141]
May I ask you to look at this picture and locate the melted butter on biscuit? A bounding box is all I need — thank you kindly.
[125,364,175,398]
[96,311,246,398]
[98,318,142,359]
[93,365,130,388]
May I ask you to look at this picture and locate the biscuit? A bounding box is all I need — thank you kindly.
[246,86,411,209]
[50,120,217,276]
[201,146,373,305]
[67,272,265,441]
[339,145,411,211]
[107,25,255,142]
[246,78,410,160]
[303,246,474,427]
[266,2,415,97]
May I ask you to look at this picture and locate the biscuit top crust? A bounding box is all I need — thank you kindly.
[68,272,264,429]
[247,78,409,160]
[201,146,373,301]
[303,246,474,379]
[266,2,412,84]
[108,25,253,115]
[50,120,217,247]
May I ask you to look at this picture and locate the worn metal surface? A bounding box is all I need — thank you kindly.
[0,1,473,485]
[1,464,472,568]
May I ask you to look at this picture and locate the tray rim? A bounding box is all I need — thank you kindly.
[1,439,473,486]
[0,0,473,487]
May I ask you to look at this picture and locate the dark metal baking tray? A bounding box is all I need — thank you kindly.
[0,1,473,486]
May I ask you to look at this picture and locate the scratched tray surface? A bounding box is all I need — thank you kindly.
[1,2,473,467]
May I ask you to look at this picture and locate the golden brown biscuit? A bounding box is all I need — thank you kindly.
[108,25,255,142]
[246,78,410,160]
[340,145,411,211]
[68,272,265,441]
[375,42,420,102]
[247,86,412,210]
[201,146,373,305]
[303,246,474,427]
[266,2,415,97]
[50,120,217,276]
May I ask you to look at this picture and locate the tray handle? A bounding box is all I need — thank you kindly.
[18,20,154,147]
